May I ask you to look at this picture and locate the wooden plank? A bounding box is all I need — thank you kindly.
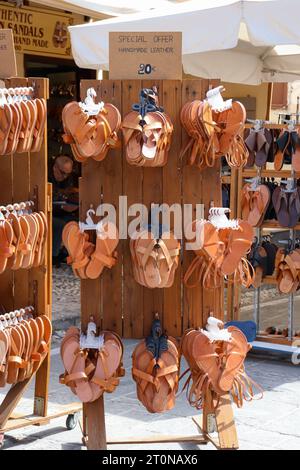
[201,79,222,324]
[215,393,239,449]
[255,335,293,345]
[100,79,123,334]
[0,79,15,312]
[8,78,30,311]
[162,80,182,337]
[86,395,107,450]
[182,79,203,330]
[141,79,164,337]
[1,403,81,433]
[122,80,144,339]
[80,80,104,332]
[107,434,207,444]
[226,168,238,321]
[26,77,50,417]
[80,80,107,450]
[0,379,32,429]
[0,345,50,429]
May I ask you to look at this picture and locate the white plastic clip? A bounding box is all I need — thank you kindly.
[208,207,239,229]
[201,316,232,342]
[79,87,104,116]
[80,316,105,350]
[206,86,232,112]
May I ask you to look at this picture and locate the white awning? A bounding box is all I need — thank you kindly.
[68,0,300,84]
[31,0,175,19]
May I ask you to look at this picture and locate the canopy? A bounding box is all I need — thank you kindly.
[33,0,174,19]
[69,0,300,84]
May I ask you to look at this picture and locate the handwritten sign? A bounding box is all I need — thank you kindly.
[109,32,182,80]
[0,28,16,78]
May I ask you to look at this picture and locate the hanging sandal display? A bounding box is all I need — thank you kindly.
[180,316,263,410]
[62,87,121,163]
[59,317,124,403]
[0,86,46,155]
[180,86,248,170]
[132,315,180,413]
[0,201,47,274]
[122,87,173,167]
[130,227,180,288]
[184,208,254,289]
[62,208,119,280]
[0,307,51,387]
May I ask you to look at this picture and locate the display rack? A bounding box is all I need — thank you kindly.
[0,77,79,448]
[78,78,239,450]
[228,122,300,345]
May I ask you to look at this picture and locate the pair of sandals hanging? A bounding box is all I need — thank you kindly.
[0,205,47,274]
[180,87,248,170]
[60,322,124,403]
[0,87,46,156]
[130,227,180,289]
[183,208,254,289]
[132,316,262,414]
[62,88,121,163]
[0,309,51,387]
[62,214,119,280]
[122,88,173,167]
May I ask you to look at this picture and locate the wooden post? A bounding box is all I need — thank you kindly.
[195,389,239,450]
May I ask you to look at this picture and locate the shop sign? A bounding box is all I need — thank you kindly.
[109,32,182,80]
[0,2,76,58]
[0,28,16,78]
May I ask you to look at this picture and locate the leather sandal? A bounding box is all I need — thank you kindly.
[132,320,179,413]
[85,222,119,280]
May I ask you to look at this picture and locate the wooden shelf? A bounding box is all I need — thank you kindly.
[242,169,300,179]
[262,275,277,285]
[260,220,300,230]
[255,335,295,346]
[244,123,300,130]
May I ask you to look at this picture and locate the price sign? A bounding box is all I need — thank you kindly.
[109,32,182,80]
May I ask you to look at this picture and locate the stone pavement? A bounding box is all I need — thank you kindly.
[1,338,299,450]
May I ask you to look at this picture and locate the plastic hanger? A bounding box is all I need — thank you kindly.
[80,315,105,350]
[208,207,239,229]
[201,316,232,342]
[79,87,104,116]
[281,178,296,193]
[205,85,232,112]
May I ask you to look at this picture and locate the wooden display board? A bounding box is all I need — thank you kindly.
[79,79,230,450]
[80,78,223,341]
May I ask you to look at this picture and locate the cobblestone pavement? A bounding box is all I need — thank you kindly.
[1,338,299,450]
